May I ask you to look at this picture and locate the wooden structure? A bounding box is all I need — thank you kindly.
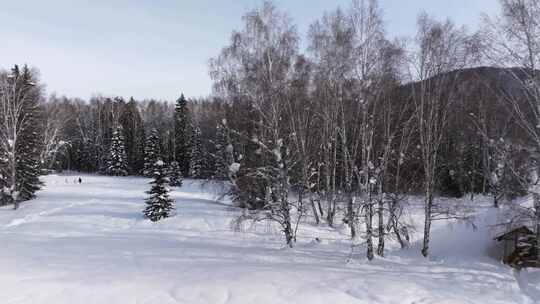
[494,226,539,268]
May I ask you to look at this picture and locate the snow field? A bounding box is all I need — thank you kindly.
[0,174,538,303]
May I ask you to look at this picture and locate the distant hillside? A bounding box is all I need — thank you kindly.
[394,66,536,197]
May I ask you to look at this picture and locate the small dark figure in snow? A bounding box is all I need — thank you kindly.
[78,177,82,184]
[143,159,175,222]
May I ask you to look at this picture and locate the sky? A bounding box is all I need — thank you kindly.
[0,0,499,101]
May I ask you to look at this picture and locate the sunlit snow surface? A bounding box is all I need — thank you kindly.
[0,174,539,303]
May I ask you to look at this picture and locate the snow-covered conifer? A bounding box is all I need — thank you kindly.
[104,125,129,176]
[143,159,175,221]
[143,128,162,177]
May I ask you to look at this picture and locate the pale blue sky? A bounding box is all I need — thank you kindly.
[0,0,499,101]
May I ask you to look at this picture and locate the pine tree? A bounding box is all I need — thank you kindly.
[143,128,162,177]
[189,126,204,179]
[168,161,183,187]
[105,125,130,176]
[174,94,191,176]
[143,159,175,222]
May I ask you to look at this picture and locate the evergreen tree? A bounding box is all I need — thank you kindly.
[213,122,232,180]
[105,125,129,176]
[143,128,162,177]
[143,159,175,221]
[15,127,43,201]
[189,126,204,179]
[18,65,45,200]
[168,161,183,187]
[174,94,191,176]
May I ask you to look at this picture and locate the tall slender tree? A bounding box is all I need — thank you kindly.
[210,1,301,247]
[213,122,233,180]
[410,14,478,257]
[174,94,191,176]
[189,126,204,178]
[143,128,162,177]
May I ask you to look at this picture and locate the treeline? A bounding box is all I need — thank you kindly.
[43,94,219,178]
[1,0,539,259]
[0,70,232,207]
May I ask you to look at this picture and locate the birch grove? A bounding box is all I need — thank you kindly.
[3,0,540,261]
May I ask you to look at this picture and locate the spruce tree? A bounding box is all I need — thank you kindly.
[189,126,204,179]
[174,94,191,176]
[143,128,162,177]
[143,159,175,222]
[105,125,130,176]
[168,161,183,187]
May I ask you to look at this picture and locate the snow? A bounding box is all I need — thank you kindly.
[229,162,240,174]
[0,174,539,303]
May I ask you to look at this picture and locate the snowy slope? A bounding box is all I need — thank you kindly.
[0,174,538,304]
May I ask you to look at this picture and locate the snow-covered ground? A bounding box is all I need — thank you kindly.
[0,174,539,303]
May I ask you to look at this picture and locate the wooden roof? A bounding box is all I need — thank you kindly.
[494,226,534,241]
